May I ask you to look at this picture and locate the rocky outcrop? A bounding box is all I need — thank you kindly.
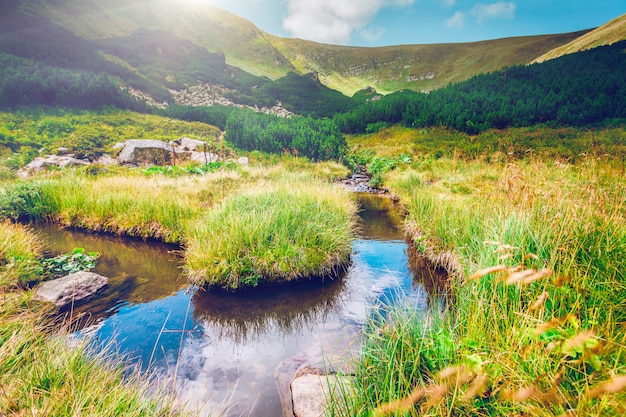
[34,271,108,308]
[17,138,250,175]
[171,136,209,151]
[116,139,178,166]
[170,82,293,117]
[17,155,90,178]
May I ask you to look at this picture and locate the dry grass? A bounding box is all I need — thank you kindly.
[329,132,626,416]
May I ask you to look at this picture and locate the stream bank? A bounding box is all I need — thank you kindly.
[37,193,442,416]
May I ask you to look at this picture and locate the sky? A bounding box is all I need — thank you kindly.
[199,0,625,46]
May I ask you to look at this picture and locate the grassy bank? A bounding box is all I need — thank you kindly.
[0,159,354,287]
[185,179,357,290]
[331,126,626,416]
[0,220,42,286]
[0,109,221,163]
[0,221,180,416]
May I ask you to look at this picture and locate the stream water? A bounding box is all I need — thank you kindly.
[40,193,442,417]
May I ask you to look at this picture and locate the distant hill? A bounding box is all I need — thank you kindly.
[268,32,587,95]
[1,0,623,109]
[533,13,626,63]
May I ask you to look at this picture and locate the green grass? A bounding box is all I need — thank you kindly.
[348,123,626,162]
[329,126,626,416]
[0,220,42,287]
[0,293,182,417]
[185,178,358,290]
[0,109,221,162]
[0,158,355,289]
[0,222,181,416]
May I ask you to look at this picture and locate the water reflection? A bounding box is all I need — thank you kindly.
[37,225,185,322]
[192,277,346,343]
[36,193,445,417]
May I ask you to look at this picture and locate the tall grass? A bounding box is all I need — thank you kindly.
[0,159,357,289]
[0,291,182,417]
[0,170,245,242]
[0,222,181,416]
[185,178,358,290]
[0,220,42,287]
[328,153,626,416]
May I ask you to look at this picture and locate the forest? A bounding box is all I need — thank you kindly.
[334,41,626,135]
[1,37,625,161]
[225,109,346,160]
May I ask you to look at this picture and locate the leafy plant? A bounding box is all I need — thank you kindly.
[41,248,99,280]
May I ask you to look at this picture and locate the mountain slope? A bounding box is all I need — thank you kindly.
[19,0,295,79]
[0,0,615,101]
[533,13,626,63]
[267,31,587,95]
[21,0,595,97]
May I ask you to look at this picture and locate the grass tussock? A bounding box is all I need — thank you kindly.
[0,157,357,288]
[0,291,180,417]
[185,179,358,290]
[329,129,626,416]
[0,225,179,417]
[0,220,42,287]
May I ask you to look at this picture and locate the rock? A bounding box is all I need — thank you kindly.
[117,139,177,166]
[34,271,108,307]
[18,155,91,177]
[93,154,118,166]
[171,137,208,151]
[57,147,70,155]
[237,156,249,165]
[291,374,351,417]
[189,151,220,163]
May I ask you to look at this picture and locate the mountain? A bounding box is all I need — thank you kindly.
[1,0,623,110]
[267,32,587,95]
[533,13,626,63]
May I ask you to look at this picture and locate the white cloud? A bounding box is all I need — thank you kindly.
[441,0,456,7]
[360,26,386,43]
[470,2,516,23]
[282,0,416,44]
[445,11,465,29]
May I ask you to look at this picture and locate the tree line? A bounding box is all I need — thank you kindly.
[334,41,626,135]
[0,54,148,111]
[225,109,346,160]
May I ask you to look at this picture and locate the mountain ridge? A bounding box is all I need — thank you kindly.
[2,0,625,105]
[533,13,626,63]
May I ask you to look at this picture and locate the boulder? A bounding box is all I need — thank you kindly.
[189,151,220,163]
[171,136,208,151]
[291,374,351,417]
[34,271,108,307]
[18,155,90,177]
[93,154,118,166]
[237,156,249,165]
[117,139,176,165]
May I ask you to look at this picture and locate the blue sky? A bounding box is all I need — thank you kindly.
[200,0,625,46]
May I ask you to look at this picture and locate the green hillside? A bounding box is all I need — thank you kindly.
[2,0,624,107]
[13,0,601,97]
[267,31,588,95]
[18,0,294,79]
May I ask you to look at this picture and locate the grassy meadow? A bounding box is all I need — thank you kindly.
[0,109,222,164]
[0,114,624,416]
[0,144,354,414]
[0,157,355,287]
[328,124,626,416]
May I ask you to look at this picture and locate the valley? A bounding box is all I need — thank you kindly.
[0,1,624,416]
